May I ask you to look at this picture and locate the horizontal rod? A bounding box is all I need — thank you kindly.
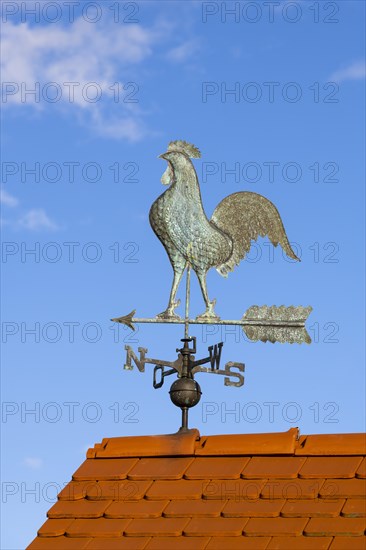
[113,316,307,327]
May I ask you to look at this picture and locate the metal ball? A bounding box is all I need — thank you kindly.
[169,377,202,409]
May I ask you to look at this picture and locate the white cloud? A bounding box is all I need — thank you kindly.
[24,457,43,470]
[1,19,158,140]
[89,108,147,142]
[0,188,18,207]
[166,40,199,62]
[0,191,59,232]
[1,20,154,99]
[330,61,365,82]
[18,208,58,231]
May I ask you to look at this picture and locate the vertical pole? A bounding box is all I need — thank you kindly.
[184,265,191,339]
[181,407,188,430]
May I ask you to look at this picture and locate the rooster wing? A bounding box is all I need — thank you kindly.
[211,191,299,277]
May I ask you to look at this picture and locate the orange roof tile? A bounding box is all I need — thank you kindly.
[145,479,207,500]
[341,498,366,517]
[304,516,366,536]
[146,536,209,549]
[27,429,366,549]
[261,478,325,499]
[280,499,345,518]
[298,456,363,479]
[329,537,366,549]
[184,457,249,479]
[127,457,193,480]
[206,537,271,549]
[28,538,92,549]
[48,500,111,519]
[356,457,366,478]
[104,500,168,519]
[66,518,131,538]
[319,478,366,498]
[203,478,266,500]
[267,537,332,549]
[243,517,308,536]
[124,517,189,536]
[163,499,224,518]
[86,481,152,501]
[86,539,149,549]
[183,517,248,536]
[38,518,74,537]
[222,498,285,517]
[73,459,138,481]
[241,457,306,479]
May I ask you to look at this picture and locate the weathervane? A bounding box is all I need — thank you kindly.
[112,140,312,431]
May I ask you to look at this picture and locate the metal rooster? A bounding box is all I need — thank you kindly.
[149,140,299,321]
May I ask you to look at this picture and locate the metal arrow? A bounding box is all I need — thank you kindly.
[111,305,313,344]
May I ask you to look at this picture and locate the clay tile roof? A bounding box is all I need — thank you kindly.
[27,428,366,550]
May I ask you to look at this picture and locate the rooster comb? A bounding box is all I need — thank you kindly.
[167,140,201,158]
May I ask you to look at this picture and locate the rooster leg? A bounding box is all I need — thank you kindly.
[156,262,187,320]
[196,271,220,321]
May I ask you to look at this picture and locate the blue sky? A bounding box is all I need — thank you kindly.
[1,1,365,548]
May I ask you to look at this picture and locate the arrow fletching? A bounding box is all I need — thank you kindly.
[242,305,313,344]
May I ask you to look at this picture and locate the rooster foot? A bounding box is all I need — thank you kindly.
[156,299,182,321]
[196,299,220,322]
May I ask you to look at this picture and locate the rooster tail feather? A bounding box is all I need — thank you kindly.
[280,234,300,261]
[211,191,300,275]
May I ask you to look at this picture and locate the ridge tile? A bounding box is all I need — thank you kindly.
[196,428,298,456]
[296,433,366,456]
[95,430,200,458]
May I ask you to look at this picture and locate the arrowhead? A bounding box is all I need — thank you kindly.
[111,310,136,331]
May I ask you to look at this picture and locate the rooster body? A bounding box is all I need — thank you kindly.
[149,140,299,320]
